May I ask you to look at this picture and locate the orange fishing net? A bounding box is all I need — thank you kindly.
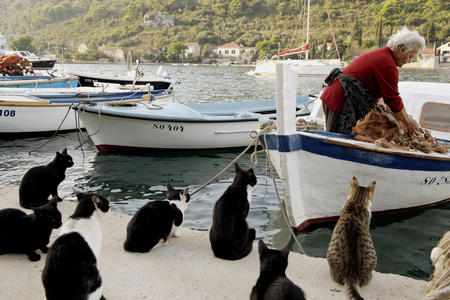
[0,54,34,76]
[352,108,448,154]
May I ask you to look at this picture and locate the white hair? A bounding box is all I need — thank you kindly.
[387,27,426,54]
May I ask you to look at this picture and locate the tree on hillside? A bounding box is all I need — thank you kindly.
[11,35,37,53]
[351,18,362,47]
[167,41,188,62]
[375,18,383,48]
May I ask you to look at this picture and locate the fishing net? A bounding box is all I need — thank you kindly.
[0,54,34,76]
[352,107,448,154]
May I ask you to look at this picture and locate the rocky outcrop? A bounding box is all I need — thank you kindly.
[143,11,174,28]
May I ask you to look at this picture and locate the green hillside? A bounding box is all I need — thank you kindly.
[0,0,448,62]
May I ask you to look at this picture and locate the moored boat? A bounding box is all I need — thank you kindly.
[73,96,312,152]
[0,89,173,135]
[262,64,450,231]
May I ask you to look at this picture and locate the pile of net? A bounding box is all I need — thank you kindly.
[296,118,324,130]
[0,54,34,76]
[352,108,448,154]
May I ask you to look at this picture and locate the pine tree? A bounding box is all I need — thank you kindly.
[375,18,383,48]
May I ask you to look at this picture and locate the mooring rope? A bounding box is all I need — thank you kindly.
[28,103,73,154]
[190,119,306,255]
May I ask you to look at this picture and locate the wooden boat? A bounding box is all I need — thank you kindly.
[262,64,450,231]
[73,96,312,152]
[0,88,172,135]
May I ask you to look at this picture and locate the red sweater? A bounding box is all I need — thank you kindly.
[320,47,403,113]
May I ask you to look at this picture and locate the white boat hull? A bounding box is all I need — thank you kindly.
[79,110,261,151]
[249,59,340,77]
[0,103,76,133]
[265,131,450,230]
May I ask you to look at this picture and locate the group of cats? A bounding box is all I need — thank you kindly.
[0,148,380,300]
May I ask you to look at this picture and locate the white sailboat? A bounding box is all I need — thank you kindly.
[248,0,341,77]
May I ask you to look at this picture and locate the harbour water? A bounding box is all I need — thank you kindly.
[0,63,448,280]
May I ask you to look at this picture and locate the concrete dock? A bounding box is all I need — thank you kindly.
[0,186,427,299]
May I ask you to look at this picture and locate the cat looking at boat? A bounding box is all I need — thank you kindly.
[19,148,74,209]
[326,177,377,300]
[42,191,109,300]
[250,240,306,300]
[124,184,190,253]
[209,163,257,260]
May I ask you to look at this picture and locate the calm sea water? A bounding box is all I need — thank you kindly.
[0,63,449,280]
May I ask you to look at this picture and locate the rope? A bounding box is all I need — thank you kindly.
[28,103,73,154]
[190,119,276,197]
[323,0,341,62]
[189,118,307,255]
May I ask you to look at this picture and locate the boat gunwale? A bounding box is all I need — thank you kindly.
[265,130,450,163]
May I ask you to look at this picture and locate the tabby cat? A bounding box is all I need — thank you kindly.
[124,184,190,253]
[326,177,377,300]
[0,196,62,261]
[250,240,306,300]
[209,163,257,260]
[42,191,109,300]
[19,148,74,209]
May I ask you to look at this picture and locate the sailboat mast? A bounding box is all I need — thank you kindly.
[306,0,310,60]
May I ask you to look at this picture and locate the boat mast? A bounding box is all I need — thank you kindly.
[306,0,310,60]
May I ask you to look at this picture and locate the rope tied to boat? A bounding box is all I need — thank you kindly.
[191,118,306,255]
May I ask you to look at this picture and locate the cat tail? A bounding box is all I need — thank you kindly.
[344,279,364,300]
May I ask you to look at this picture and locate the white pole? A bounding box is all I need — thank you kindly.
[306,0,310,60]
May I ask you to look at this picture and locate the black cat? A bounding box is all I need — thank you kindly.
[209,163,257,260]
[124,184,190,253]
[19,148,74,209]
[250,240,306,300]
[42,191,109,300]
[0,196,62,261]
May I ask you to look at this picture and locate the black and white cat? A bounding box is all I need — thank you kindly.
[19,148,74,209]
[250,240,306,300]
[124,184,190,253]
[209,163,257,260]
[42,191,109,300]
[0,196,62,261]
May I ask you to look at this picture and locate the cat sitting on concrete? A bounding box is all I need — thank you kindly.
[250,240,306,300]
[19,148,74,209]
[42,191,109,300]
[0,196,62,261]
[124,184,190,253]
[209,163,257,260]
[326,177,377,300]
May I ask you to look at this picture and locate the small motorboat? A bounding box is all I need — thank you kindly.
[73,95,312,152]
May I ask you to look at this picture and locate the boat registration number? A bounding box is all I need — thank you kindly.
[0,109,16,117]
[420,176,450,186]
[153,124,184,132]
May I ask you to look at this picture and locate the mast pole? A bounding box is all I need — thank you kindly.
[306,0,310,60]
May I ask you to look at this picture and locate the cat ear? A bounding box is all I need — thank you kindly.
[368,181,376,192]
[351,177,359,187]
[247,168,255,176]
[258,240,268,256]
[93,195,109,212]
[167,184,174,192]
[49,196,58,207]
[62,148,67,154]
[281,242,290,259]
[234,163,241,172]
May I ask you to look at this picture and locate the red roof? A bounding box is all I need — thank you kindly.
[218,42,242,49]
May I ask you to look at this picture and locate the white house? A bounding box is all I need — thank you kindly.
[214,42,243,58]
[185,42,201,57]
[437,42,450,63]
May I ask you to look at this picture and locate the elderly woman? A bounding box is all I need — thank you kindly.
[320,27,426,134]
